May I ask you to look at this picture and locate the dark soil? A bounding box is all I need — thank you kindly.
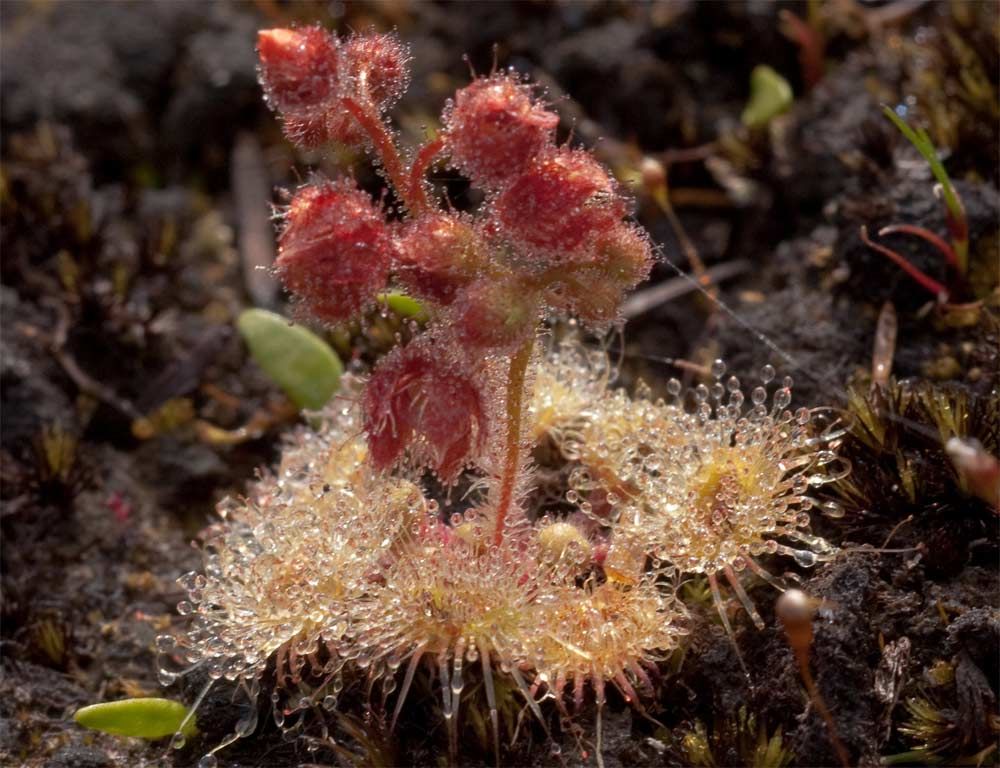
[2,2,997,767]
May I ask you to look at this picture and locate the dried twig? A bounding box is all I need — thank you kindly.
[621,259,750,319]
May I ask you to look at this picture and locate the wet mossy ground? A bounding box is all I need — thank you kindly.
[1,2,997,767]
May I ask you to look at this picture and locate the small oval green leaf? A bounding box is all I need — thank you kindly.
[378,291,428,321]
[237,308,343,410]
[74,698,198,740]
[741,65,793,129]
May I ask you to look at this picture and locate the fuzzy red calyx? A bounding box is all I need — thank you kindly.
[495,146,628,259]
[342,33,411,112]
[452,278,538,350]
[363,343,486,481]
[444,74,559,189]
[258,27,340,113]
[394,213,485,305]
[275,180,394,323]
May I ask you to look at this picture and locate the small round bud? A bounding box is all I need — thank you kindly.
[452,278,538,350]
[639,156,666,191]
[258,27,342,148]
[275,180,394,324]
[776,588,817,651]
[775,588,815,626]
[342,33,410,112]
[495,147,628,259]
[537,522,591,562]
[544,223,653,327]
[443,73,559,188]
[394,213,485,305]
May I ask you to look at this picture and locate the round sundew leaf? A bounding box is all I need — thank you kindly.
[74,698,198,740]
[741,65,793,129]
[378,291,428,321]
[237,308,343,410]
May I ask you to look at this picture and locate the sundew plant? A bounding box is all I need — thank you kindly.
[157,27,850,767]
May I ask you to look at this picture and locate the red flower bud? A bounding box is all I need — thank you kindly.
[494,146,627,259]
[596,222,654,287]
[342,33,410,112]
[258,27,340,113]
[394,213,485,304]
[443,74,559,189]
[363,342,486,481]
[258,27,342,147]
[544,224,653,327]
[275,180,394,323]
[453,278,538,349]
[258,29,411,148]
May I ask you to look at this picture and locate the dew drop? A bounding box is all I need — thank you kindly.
[792,549,818,568]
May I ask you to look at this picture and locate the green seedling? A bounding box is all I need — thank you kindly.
[880,106,969,276]
[741,66,793,129]
[237,308,343,410]
[74,697,198,741]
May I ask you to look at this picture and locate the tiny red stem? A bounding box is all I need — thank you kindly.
[860,226,949,302]
[878,224,959,272]
[779,9,824,89]
[408,137,444,215]
[341,96,414,213]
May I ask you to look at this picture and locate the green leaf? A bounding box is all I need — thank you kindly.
[378,291,428,321]
[237,308,343,410]
[74,698,198,740]
[741,65,793,129]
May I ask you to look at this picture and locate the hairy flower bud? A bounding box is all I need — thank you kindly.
[495,147,628,259]
[258,27,339,113]
[258,29,410,148]
[342,33,410,112]
[545,223,654,326]
[258,26,342,147]
[443,74,559,188]
[453,278,538,349]
[363,343,486,480]
[394,213,485,305]
[275,180,394,323]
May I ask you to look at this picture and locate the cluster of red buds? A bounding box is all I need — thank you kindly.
[258,25,652,482]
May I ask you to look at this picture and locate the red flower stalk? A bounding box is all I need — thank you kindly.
[258,27,656,532]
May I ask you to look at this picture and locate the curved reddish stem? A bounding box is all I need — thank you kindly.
[860,226,949,302]
[408,137,444,214]
[878,224,959,272]
[341,96,414,213]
